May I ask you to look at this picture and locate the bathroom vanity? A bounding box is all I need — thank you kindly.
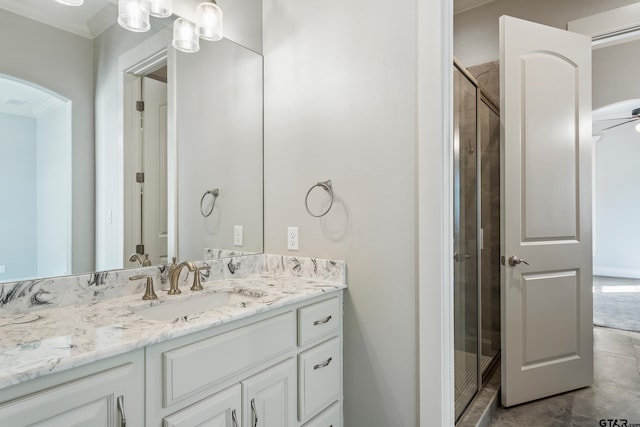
[0,255,345,427]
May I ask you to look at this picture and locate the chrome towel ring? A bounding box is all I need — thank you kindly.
[200,188,220,217]
[305,180,333,217]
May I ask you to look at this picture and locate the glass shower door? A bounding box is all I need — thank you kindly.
[453,67,479,421]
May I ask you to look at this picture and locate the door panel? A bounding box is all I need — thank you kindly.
[521,53,579,241]
[522,271,579,365]
[500,15,593,407]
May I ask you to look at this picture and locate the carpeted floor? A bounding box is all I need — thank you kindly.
[593,276,640,333]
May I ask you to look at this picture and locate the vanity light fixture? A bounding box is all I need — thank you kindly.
[117,0,224,52]
[635,122,640,133]
[54,0,84,5]
[172,17,200,53]
[196,0,223,41]
[140,0,173,18]
[118,0,151,32]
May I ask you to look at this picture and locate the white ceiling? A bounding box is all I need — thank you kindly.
[0,0,116,39]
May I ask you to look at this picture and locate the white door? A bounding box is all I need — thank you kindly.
[500,15,593,407]
[124,75,168,267]
[141,76,168,265]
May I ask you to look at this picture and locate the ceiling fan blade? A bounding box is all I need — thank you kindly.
[593,116,637,122]
[598,117,639,131]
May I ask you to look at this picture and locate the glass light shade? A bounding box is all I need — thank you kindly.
[118,0,150,32]
[635,122,640,133]
[196,1,223,41]
[173,18,199,53]
[140,0,172,18]
[54,0,84,5]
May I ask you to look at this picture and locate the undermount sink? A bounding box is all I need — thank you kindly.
[136,291,260,321]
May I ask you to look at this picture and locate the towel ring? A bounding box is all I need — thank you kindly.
[305,180,333,217]
[200,188,220,217]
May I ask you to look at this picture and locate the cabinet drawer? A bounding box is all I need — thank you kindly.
[302,401,341,427]
[298,337,341,421]
[298,297,340,347]
[163,311,295,406]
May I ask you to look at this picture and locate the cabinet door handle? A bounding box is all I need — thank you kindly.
[231,409,239,427]
[313,315,332,326]
[117,395,127,427]
[251,398,258,427]
[314,357,333,370]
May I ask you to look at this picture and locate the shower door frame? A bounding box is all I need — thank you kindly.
[453,59,502,421]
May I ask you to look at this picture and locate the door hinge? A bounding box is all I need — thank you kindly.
[136,172,145,183]
[136,100,144,112]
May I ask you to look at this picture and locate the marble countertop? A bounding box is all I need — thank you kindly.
[0,272,346,391]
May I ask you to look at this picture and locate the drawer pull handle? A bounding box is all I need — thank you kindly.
[117,395,127,427]
[251,398,258,427]
[232,409,239,427]
[314,357,333,370]
[313,315,332,326]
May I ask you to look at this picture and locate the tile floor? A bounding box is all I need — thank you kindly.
[488,327,640,426]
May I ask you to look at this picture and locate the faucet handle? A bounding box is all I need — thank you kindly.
[191,266,211,291]
[142,254,152,267]
[130,275,158,300]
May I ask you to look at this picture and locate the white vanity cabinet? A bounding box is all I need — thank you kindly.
[0,350,144,427]
[0,291,343,427]
[146,292,343,427]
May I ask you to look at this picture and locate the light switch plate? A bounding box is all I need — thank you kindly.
[0,265,5,274]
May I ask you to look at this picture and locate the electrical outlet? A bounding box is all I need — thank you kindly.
[0,265,4,274]
[204,248,214,260]
[287,227,299,251]
[234,225,243,247]
[107,210,112,224]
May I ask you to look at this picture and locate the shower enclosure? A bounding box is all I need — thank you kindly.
[453,61,501,421]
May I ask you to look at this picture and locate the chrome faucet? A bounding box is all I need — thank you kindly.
[130,253,153,267]
[129,253,144,266]
[168,260,197,295]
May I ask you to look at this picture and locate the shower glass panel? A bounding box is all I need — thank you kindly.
[453,66,479,421]
[479,97,501,379]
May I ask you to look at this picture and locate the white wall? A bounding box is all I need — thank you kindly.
[593,125,640,278]
[454,0,636,67]
[176,39,263,260]
[36,104,71,278]
[0,9,94,275]
[593,38,640,110]
[263,0,422,424]
[0,113,37,280]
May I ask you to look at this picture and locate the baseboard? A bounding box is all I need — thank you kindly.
[593,267,640,279]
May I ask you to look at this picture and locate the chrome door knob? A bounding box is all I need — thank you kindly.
[508,256,530,267]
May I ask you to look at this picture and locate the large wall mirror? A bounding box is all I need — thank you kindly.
[0,0,263,284]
